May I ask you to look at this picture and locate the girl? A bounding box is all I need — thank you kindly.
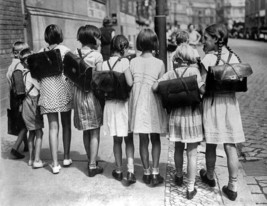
[102,35,135,184]
[6,41,29,159]
[20,48,45,168]
[39,24,73,174]
[128,28,167,187]
[188,24,201,48]
[73,25,103,177]
[200,23,245,201]
[153,43,205,199]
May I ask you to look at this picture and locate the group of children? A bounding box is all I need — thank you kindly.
[7,23,245,201]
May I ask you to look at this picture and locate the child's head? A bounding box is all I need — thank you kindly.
[103,16,113,27]
[19,48,32,68]
[110,35,129,56]
[203,23,228,54]
[175,31,189,46]
[136,28,159,53]
[12,41,29,59]
[44,24,63,45]
[172,43,197,65]
[77,25,101,49]
[188,24,194,32]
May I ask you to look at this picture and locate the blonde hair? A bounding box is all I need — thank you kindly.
[172,43,197,64]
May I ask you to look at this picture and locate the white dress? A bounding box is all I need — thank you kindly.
[102,57,129,137]
[202,47,245,144]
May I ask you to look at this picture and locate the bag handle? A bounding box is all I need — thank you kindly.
[107,57,122,71]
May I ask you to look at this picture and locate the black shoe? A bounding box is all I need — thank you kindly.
[88,166,103,177]
[112,169,123,181]
[222,185,237,201]
[200,169,216,187]
[142,174,152,184]
[151,174,164,187]
[187,188,197,200]
[126,172,136,185]
[10,148,25,159]
[174,175,183,186]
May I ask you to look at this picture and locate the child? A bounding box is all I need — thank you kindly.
[128,28,167,186]
[6,41,29,159]
[102,35,135,184]
[153,43,205,199]
[199,23,245,201]
[38,24,73,174]
[73,25,103,177]
[19,48,45,168]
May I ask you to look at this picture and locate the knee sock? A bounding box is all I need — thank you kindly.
[152,167,159,175]
[144,167,151,175]
[228,176,238,192]
[187,178,195,192]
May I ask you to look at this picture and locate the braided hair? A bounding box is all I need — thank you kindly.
[225,45,241,63]
[110,35,129,56]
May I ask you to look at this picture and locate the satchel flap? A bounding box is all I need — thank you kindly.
[209,63,253,80]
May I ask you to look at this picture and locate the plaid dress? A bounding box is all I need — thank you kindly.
[158,66,204,143]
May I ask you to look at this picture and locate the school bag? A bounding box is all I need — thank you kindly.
[63,49,93,92]
[157,67,201,113]
[91,57,131,102]
[206,52,253,94]
[27,48,63,80]
[11,63,26,100]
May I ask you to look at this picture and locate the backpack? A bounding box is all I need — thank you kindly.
[63,49,93,92]
[11,63,26,99]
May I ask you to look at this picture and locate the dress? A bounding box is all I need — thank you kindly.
[158,66,204,143]
[128,56,167,134]
[73,47,103,130]
[202,47,245,144]
[102,57,129,137]
[22,71,44,131]
[38,45,73,114]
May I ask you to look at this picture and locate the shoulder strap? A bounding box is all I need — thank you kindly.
[14,62,20,71]
[227,52,232,64]
[23,71,34,96]
[107,57,121,71]
[181,67,189,77]
[173,67,189,78]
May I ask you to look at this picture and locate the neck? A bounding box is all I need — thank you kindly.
[141,51,153,57]
[48,44,57,49]
[112,52,121,57]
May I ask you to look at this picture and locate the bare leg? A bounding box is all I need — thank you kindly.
[89,128,100,165]
[61,110,72,160]
[34,129,43,162]
[187,143,198,191]
[83,130,90,160]
[124,133,134,173]
[47,113,59,166]
[28,131,36,164]
[12,128,27,151]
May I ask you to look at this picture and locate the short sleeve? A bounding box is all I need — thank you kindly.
[94,52,103,65]
[121,58,130,72]
[158,71,173,82]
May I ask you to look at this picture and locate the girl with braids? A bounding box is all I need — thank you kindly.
[102,35,136,184]
[199,23,245,201]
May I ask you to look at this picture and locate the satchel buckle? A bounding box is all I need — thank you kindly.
[229,75,237,80]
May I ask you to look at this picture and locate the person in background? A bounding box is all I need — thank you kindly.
[188,24,201,48]
[6,41,29,159]
[100,16,115,61]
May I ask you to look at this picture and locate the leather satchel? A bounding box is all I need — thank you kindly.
[157,67,201,113]
[91,58,131,102]
[27,49,63,80]
[63,49,93,92]
[206,53,253,93]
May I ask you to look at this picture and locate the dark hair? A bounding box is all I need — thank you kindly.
[12,41,29,58]
[103,16,113,27]
[19,48,32,63]
[176,31,189,45]
[44,24,63,45]
[188,23,194,30]
[110,35,129,56]
[136,28,159,52]
[77,25,101,46]
[205,23,241,65]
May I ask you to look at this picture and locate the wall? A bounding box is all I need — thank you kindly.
[0,0,24,116]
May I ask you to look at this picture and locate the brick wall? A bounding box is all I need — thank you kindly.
[0,0,24,116]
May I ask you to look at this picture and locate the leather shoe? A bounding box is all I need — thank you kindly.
[187,188,197,200]
[126,172,136,185]
[174,175,183,186]
[10,148,25,159]
[151,174,164,187]
[222,185,237,201]
[112,170,123,181]
[88,166,103,177]
[200,169,216,187]
[142,174,151,184]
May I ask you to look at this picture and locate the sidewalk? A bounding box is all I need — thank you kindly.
[0,114,255,206]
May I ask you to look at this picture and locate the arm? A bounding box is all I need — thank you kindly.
[152,63,167,92]
[111,31,115,39]
[124,68,133,87]
[96,62,102,71]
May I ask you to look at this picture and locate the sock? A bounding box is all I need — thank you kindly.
[144,168,151,175]
[115,166,123,173]
[89,163,96,169]
[187,179,195,192]
[152,167,159,175]
[127,163,134,173]
[176,168,183,178]
[206,163,215,180]
[228,176,238,192]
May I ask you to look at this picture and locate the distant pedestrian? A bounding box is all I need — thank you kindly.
[19,48,45,168]
[102,35,136,184]
[188,24,201,48]
[100,16,115,61]
[153,43,205,199]
[73,25,103,177]
[200,23,245,201]
[128,28,167,186]
[6,41,29,159]
[39,24,73,174]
